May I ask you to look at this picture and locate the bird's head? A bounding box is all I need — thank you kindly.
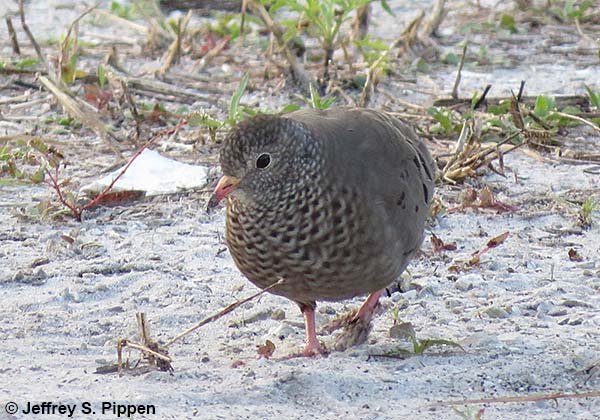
[207,114,322,211]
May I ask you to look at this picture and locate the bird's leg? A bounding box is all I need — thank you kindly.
[353,288,385,323]
[322,288,385,334]
[322,288,385,351]
[297,303,327,357]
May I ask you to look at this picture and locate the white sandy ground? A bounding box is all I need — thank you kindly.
[2,148,599,420]
[1,0,600,419]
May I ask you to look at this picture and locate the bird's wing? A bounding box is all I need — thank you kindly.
[286,108,436,256]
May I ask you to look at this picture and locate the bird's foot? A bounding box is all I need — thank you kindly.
[332,315,373,351]
[320,309,359,334]
[321,289,385,351]
[286,341,329,358]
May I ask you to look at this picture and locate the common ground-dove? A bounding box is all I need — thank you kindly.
[208,108,435,356]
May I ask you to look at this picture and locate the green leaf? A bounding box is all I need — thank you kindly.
[228,72,250,123]
[97,64,106,89]
[444,52,460,65]
[279,103,301,114]
[15,58,40,68]
[534,95,556,118]
[584,84,600,108]
[380,0,395,16]
[499,14,517,33]
[427,107,455,135]
[188,112,222,128]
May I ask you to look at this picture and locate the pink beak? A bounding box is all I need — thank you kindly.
[207,175,240,210]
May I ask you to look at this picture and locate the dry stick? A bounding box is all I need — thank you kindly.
[91,9,149,33]
[164,278,285,348]
[419,0,446,38]
[105,64,220,105]
[117,340,171,367]
[37,75,118,143]
[158,10,192,76]
[451,42,468,100]
[192,35,232,72]
[435,390,600,407]
[553,111,600,133]
[18,0,53,80]
[5,17,20,55]
[516,80,525,101]
[247,0,311,94]
[472,84,492,110]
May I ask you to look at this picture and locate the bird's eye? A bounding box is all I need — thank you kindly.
[256,153,271,169]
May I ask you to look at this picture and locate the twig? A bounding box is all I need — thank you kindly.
[420,0,446,37]
[247,0,311,94]
[118,339,172,363]
[105,65,221,105]
[91,9,149,33]
[472,84,492,110]
[191,35,231,72]
[164,278,285,348]
[37,75,118,145]
[553,111,600,133]
[517,80,525,101]
[451,42,468,99]
[158,10,192,76]
[18,0,53,80]
[5,17,20,55]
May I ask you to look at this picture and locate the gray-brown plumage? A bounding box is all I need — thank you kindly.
[208,108,435,356]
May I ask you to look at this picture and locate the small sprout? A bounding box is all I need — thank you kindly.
[499,14,517,33]
[427,106,458,136]
[578,197,596,228]
[584,85,600,108]
[533,95,556,118]
[385,322,464,357]
[305,81,336,109]
[452,407,485,420]
[14,57,40,68]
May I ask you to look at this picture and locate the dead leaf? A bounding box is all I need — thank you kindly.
[487,231,509,248]
[257,339,276,359]
[568,248,584,262]
[431,233,457,253]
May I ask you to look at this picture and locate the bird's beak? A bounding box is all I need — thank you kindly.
[207,175,241,211]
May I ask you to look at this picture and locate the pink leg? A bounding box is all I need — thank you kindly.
[299,305,327,357]
[353,288,385,322]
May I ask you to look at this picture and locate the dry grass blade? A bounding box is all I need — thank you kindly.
[164,278,285,347]
[158,10,193,76]
[442,129,524,184]
[420,0,446,37]
[553,111,600,133]
[18,0,53,79]
[5,17,20,54]
[37,75,118,145]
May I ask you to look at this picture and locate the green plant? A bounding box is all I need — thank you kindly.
[385,322,464,357]
[584,84,600,108]
[265,0,370,80]
[427,106,459,136]
[304,81,336,109]
[578,197,597,228]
